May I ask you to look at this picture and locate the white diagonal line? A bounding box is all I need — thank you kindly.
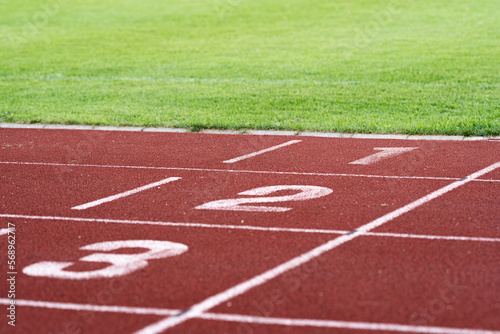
[223,140,301,163]
[133,161,500,334]
[72,177,181,210]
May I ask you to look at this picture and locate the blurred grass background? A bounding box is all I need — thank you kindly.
[1,0,499,135]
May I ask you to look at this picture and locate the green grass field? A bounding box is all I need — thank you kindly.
[1,0,499,135]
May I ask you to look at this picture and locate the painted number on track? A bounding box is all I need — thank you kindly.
[23,240,188,280]
[195,185,333,212]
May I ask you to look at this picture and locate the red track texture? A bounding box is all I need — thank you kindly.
[1,128,499,334]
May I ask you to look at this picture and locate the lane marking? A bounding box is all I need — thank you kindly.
[0,298,178,316]
[200,313,500,334]
[3,299,498,334]
[1,214,500,242]
[3,160,498,182]
[223,140,301,163]
[0,161,474,182]
[349,147,418,165]
[133,161,500,334]
[365,232,500,243]
[72,177,181,210]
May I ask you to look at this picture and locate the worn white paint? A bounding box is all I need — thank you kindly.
[23,240,188,279]
[195,185,332,212]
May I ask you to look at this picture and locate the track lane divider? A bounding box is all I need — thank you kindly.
[0,298,178,316]
[3,298,499,334]
[71,177,181,210]
[5,160,500,182]
[222,140,301,163]
[2,214,500,242]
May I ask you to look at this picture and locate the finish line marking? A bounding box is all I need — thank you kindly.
[133,161,500,334]
[3,299,498,334]
[223,140,301,163]
[71,177,181,210]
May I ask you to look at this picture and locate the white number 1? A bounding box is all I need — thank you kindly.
[195,185,333,212]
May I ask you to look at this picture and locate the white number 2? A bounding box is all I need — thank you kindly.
[195,185,333,212]
[23,240,188,280]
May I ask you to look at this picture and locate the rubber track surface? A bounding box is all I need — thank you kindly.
[1,128,499,334]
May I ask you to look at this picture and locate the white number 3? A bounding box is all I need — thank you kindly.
[195,185,333,212]
[23,240,188,280]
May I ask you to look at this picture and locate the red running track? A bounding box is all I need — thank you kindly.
[1,128,499,334]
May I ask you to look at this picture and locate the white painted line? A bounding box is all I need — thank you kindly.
[199,313,500,334]
[0,298,178,316]
[2,213,500,243]
[133,161,500,334]
[2,161,487,183]
[474,178,500,183]
[0,213,347,235]
[349,147,418,165]
[223,140,302,163]
[1,299,497,334]
[71,177,181,210]
[366,232,500,243]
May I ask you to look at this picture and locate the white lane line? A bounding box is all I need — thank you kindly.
[2,214,500,243]
[0,298,178,316]
[366,232,500,243]
[0,214,348,234]
[4,160,499,183]
[0,160,467,182]
[71,177,181,210]
[474,178,500,183]
[223,140,302,163]
[349,147,418,165]
[133,161,500,334]
[200,313,500,334]
[1,299,497,334]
